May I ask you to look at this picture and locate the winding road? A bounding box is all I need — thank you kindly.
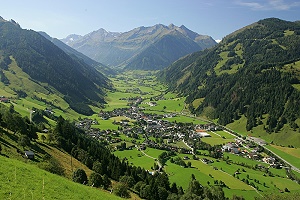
[138,148,162,169]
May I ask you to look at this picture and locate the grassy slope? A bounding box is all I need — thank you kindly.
[0,156,121,200]
[40,144,94,179]
[0,57,81,120]
[114,148,155,170]
[226,115,300,148]
[0,129,93,178]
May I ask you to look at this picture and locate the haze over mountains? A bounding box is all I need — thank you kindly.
[62,24,217,70]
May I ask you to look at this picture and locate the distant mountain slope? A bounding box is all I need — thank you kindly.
[0,17,111,115]
[159,18,300,133]
[62,24,216,70]
[39,32,116,76]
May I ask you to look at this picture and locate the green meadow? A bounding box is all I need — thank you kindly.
[114,148,155,170]
[201,131,235,146]
[166,115,207,124]
[0,156,121,200]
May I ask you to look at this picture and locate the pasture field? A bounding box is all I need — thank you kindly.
[0,156,121,200]
[113,148,155,170]
[165,115,207,124]
[169,140,190,148]
[191,160,253,191]
[103,91,132,111]
[223,152,268,168]
[141,98,185,113]
[214,130,236,139]
[201,137,235,146]
[269,145,300,159]
[226,115,248,136]
[143,147,166,158]
[117,134,145,144]
[210,158,299,193]
[201,131,235,145]
[165,160,214,189]
[91,119,120,131]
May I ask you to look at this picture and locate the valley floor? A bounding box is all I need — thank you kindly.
[1,70,300,200]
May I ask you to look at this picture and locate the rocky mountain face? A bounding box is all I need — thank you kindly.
[62,24,217,70]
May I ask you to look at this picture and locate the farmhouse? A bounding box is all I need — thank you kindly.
[0,97,9,103]
[148,102,157,107]
[222,142,240,153]
[24,151,35,159]
[263,156,276,165]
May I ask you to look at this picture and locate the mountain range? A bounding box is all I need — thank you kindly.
[158,18,300,143]
[61,24,217,70]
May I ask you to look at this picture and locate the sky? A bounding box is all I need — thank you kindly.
[0,0,299,41]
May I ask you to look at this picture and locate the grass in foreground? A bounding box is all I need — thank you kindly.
[0,156,121,200]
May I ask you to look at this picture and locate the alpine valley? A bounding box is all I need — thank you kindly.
[0,15,300,200]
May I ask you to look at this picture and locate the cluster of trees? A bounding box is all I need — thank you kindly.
[0,54,11,70]
[159,18,300,132]
[158,151,176,166]
[0,70,9,85]
[39,154,65,176]
[170,156,192,168]
[0,104,38,143]
[0,54,11,85]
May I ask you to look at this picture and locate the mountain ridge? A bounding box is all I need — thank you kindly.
[61,24,217,70]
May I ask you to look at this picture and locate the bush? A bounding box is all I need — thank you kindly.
[18,135,31,149]
[39,157,65,176]
[89,172,103,188]
[120,175,135,188]
[72,168,87,184]
[113,183,130,198]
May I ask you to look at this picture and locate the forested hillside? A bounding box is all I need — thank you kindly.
[158,18,300,133]
[0,18,111,115]
[39,32,116,76]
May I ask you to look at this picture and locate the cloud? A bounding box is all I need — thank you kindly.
[236,0,300,10]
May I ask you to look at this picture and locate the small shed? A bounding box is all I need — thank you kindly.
[24,151,35,159]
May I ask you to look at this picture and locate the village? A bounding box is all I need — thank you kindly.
[74,97,282,169]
